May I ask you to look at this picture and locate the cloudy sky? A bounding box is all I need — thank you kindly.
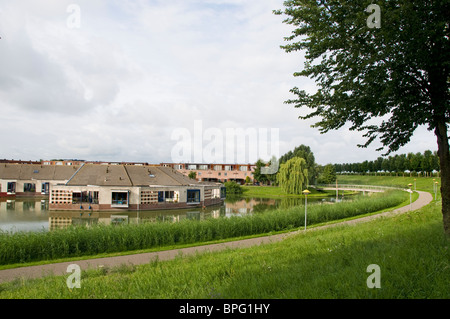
[0,0,436,165]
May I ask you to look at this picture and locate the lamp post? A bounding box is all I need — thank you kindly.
[435,181,438,201]
[414,178,416,191]
[303,189,311,231]
[408,183,413,210]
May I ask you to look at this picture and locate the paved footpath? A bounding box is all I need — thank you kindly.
[0,190,433,284]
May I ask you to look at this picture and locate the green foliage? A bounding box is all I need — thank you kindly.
[334,150,440,175]
[276,0,449,154]
[318,164,336,184]
[224,181,243,195]
[277,157,309,194]
[279,144,317,184]
[188,171,197,179]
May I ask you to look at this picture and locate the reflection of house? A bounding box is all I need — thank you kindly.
[49,164,226,211]
[0,164,81,197]
[160,163,256,184]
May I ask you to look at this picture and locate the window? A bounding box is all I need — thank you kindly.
[112,191,129,207]
[41,183,50,194]
[157,191,177,203]
[7,182,16,193]
[239,166,248,171]
[187,189,200,203]
[224,165,232,171]
[188,164,197,170]
[89,191,99,204]
[214,165,222,171]
[165,191,174,200]
[24,183,36,193]
[198,164,208,170]
[73,192,93,204]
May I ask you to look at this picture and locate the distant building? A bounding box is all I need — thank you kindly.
[49,164,225,211]
[160,163,256,184]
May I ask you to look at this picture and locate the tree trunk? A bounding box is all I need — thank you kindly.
[435,121,450,237]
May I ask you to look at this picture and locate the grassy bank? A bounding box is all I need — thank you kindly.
[336,175,441,194]
[0,197,447,299]
[241,185,354,198]
[0,190,408,266]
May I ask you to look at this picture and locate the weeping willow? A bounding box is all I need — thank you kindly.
[277,157,308,195]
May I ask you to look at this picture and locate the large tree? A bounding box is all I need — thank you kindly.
[279,144,318,184]
[277,157,309,195]
[276,0,449,235]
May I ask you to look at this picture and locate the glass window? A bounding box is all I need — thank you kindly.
[24,183,36,193]
[7,182,16,193]
[165,191,174,200]
[187,189,200,203]
[112,192,128,206]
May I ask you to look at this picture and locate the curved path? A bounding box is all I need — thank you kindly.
[0,190,433,284]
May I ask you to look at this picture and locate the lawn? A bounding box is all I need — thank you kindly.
[241,185,353,198]
[336,174,441,193]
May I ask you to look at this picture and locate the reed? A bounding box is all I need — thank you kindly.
[0,190,407,265]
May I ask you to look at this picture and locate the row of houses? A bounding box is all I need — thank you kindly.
[161,163,256,184]
[0,163,225,211]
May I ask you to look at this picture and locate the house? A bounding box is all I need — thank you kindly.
[0,163,81,197]
[49,164,226,211]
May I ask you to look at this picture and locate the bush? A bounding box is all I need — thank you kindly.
[224,181,243,195]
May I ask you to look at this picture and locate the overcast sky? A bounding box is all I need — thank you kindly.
[0,0,437,165]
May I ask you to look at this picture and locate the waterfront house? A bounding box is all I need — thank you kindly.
[49,164,225,211]
[0,163,80,197]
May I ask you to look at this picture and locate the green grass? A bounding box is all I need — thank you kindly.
[0,190,408,266]
[1,199,447,299]
[241,185,353,198]
[336,174,441,193]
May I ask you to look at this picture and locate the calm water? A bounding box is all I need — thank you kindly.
[0,196,348,233]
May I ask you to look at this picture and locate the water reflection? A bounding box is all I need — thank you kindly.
[0,199,49,233]
[0,195,348,233]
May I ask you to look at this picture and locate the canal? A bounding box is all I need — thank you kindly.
[0,196,350,233]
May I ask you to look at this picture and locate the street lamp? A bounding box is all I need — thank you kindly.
[414,178,416,191]
[408,183,413,210]
[303,189,311,231]
[435,181,439,201]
